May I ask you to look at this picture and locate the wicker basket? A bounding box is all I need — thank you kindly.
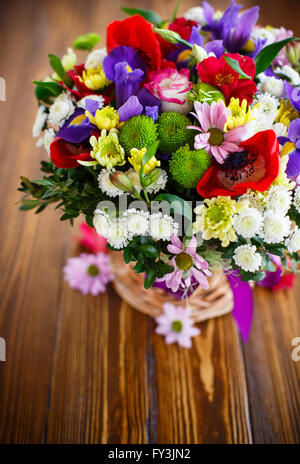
[110,251,233,322]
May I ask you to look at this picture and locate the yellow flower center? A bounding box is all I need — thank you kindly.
[175,252,193,271]
[208,128,224,146]
[172,320,183,332]
[87,264,99,276]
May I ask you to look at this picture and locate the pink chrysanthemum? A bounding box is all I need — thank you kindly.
[63,252,113,295]
[155,303,200,348]
[157,235,212,293]
[188,100,247,164]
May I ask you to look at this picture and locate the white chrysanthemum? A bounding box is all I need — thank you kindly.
[32,105,47,137]
[147,169,168,194]
[238,191,266,214]
[48,93,74,127]
[93,209,111,238]
[123,209,149,236]
[258,76,284,98]
[266,186,292,214]
[184,7,205,24]
[77,94,105,110]
[126,168,142,192]
[233,244,262,273]
[294,187,300,214]
[251,27,277,46]
[274,65,300,85]
[272,122,287,137]
[106,219,129,249]
[36,128,55,155]
[246,110,276,136]
[97,169,123,197]
[253,93,279,117]
[85,48,107,69]
[233,208,263,238]
[61,47,77,71]
[149,213,179,241]
[262,210,291,243]
[286,227,300,253]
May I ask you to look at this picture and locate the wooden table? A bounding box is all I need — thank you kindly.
[0,0,300,444]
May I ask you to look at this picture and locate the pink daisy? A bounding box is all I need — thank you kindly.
[63,252,113,295]
[157,235,212,293]
[188,100,248,164]
[155,303,200,348]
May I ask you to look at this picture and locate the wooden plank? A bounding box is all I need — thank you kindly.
[45,257,149,443]
[150,315,252,444]
[243,286,300,444]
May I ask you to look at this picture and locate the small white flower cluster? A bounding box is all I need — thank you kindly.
[294,187,300,214]
[249,92,282,136]
[93,208,179,249]
[274,65,300,86]
[77,94,105,110]
[233,244,262,273]
[85,47,107,70]
[257,75,284,98]
[48,92,74,127]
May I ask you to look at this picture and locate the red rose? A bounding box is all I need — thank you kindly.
[50,138,92,168]
[196,53,257,105]
[106,15,162,70]
[168,17,198,40]
[196,130,280,198]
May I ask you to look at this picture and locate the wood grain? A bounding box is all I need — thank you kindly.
[0,0,300,445]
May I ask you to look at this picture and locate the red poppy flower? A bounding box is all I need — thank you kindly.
[106,15,162,70]
[50,138,93,168]
[168,17,198,40]
[196,53,257,104]
[196,130,280,198]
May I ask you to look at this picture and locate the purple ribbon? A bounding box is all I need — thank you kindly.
[226,271,253,342]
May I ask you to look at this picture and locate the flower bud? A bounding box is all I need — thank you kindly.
[154,28,182,44]
[191,44,209,63]
[286,42,300,67]
[109,171,134,193]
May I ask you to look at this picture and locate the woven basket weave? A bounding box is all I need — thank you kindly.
[110,251,233,322]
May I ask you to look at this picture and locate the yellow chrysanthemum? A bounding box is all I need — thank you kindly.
[81,65,110,90]
[275,99,299,127]
[225,97,257,130]
[78,129,125,170]
[193,196,248,247]
[86,106,122,131]
[272,154,296,190]
[128,147,160,174]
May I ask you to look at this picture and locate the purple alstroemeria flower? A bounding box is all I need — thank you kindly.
[285,81,300,112]
[145,105,159,122]
[103,45,147,108]
[245,37,267,59]
[278,117,300,177]
[57,108,93,144]
[118,95,143,122]
[203,0,259,54]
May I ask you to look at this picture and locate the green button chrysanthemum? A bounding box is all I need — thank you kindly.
[169,144,211,188]
[157,112,195,154]
[119,115,158,155]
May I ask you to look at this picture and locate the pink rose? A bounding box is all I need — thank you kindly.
[145,67,193,114]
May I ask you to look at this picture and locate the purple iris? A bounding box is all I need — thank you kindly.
[145,105,159,122]
[168,24,224,67]
[57,99,101,143]
[57,108,93,143]
[103,46,147,108]
[202,0,259,53]
[278,117,300,177]
[285,81,300,112]
[118,95,143,122]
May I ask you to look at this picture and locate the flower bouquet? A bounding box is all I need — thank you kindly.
[20,1,300,345]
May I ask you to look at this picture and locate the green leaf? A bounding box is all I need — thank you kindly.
[85,215,94,228]
[223,56,251,79]
[124,247,135,264]
[48,54,66,80]
[73,33,100,51]
[120,7,162,26]
[139,244,158,259]
[133,262,144,273]
[139,141,160,188]
[144,269,156,289]
[33,80,62,101]
[255,37,299,76]
[171,0,181,21]
[154,192,193,237]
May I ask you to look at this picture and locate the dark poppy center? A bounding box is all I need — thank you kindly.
[220,150,255,182]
